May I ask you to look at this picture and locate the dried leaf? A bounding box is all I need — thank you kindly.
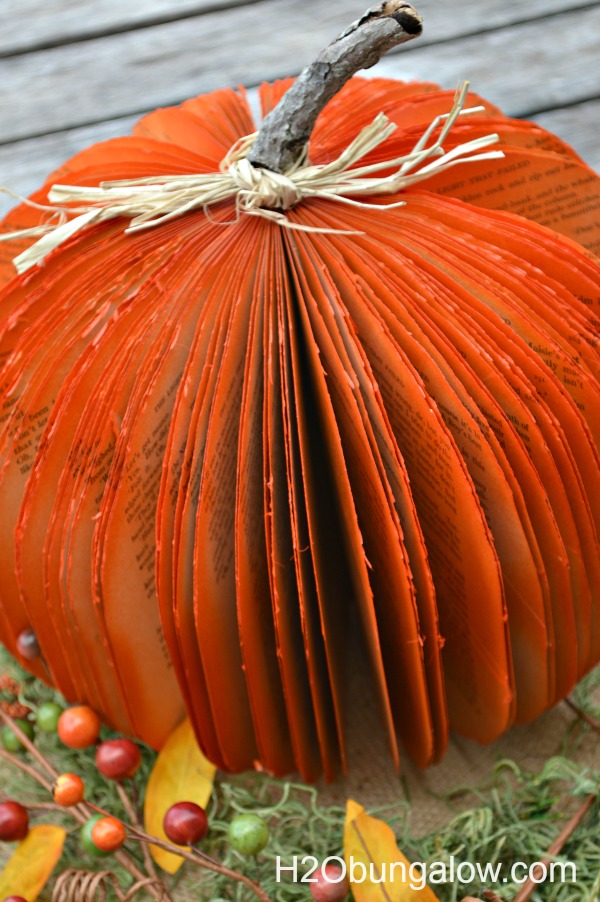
[344,799,440,901]
[0,824,66,900]
[144,717,216,874]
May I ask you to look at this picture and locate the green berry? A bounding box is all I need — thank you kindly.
[81,814,111,858]
[1,719,34,752]
[227,813,269,856]
[36,702,64,733]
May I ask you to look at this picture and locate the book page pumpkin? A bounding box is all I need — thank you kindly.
[0,3,598,781]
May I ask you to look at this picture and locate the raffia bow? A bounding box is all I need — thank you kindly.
[1,82,503,274]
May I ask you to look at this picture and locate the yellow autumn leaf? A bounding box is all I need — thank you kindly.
[0,824,66,901]
[344,799,440,901]
[144,717,216,873]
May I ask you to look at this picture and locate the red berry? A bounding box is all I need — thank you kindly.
[57,706,101,749]
[15,628,40,660]
[310,863,349,902]
[0,801,29,841]
[163,802,208,846]
[3,897,29,901]
[90,816,127,853]
[95,738,141,780]
[53,773,85,806]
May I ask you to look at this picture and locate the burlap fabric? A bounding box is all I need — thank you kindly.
[318,644,600,835]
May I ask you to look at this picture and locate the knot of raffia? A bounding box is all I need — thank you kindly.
[1,82,503,275]
[228,158,303,211]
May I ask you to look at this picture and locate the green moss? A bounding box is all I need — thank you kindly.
[1,642,600,901]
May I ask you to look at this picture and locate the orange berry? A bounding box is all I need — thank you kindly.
[57,706,101,749]
[90,816,127,852]
[53,773,85,806]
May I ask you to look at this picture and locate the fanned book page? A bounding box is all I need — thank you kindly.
[0,78,598,779]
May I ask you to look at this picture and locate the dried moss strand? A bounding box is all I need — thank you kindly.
[512,793,595,902]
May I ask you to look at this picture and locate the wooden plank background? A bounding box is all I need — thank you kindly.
[0,0,599,218]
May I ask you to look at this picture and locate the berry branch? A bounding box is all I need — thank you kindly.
[0,702,275,901]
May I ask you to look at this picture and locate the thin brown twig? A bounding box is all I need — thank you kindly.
[0,746,54,793]
[565,697,600,734]
[126,827,273,902]
[0,788,73,813]
[111,849,164,900]
[116,780,161,886]
[0,705,59,778]
[512,793,595,902]
[128,776,143,823]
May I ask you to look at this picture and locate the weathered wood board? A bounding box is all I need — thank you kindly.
[1,0,598,218]
[1,0,593,57]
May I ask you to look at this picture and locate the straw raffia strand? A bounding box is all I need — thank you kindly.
[2,82,503,274]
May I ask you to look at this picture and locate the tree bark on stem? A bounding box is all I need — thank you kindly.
[247,0,423,173]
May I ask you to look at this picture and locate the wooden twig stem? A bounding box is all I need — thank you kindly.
[512,793,595,902]
[247,0,423,173]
